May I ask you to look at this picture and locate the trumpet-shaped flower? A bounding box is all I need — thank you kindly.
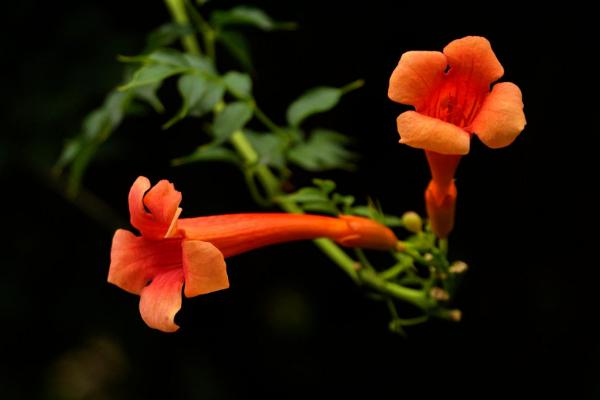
[109,176,398,332]
[388,36,526,237]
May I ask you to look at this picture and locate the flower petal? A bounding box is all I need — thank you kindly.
[182,240,229,298]
[396,111,470,155]
[108,229,182,295]
[443,36,504,87]
[139,269,184,333]
[471,82,526,149]
[388,51,447,108]
[129,176,182,240]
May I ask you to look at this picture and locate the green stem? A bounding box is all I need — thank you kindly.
[228,130,360,283]
[439,238,448,256]
[359,270,433,310]
[164,0,201,55]
[340,79,365,94]
[230,130,280,197]
[254,105,284,134]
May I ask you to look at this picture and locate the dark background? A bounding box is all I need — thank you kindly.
[2,1,596,398]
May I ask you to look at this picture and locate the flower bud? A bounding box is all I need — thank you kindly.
[401,211,423,233]
[449,261,468,274]
[429,287,449,301]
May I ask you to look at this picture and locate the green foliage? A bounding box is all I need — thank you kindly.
[172,144,240,166]
[55,90,132,194]
[164,73,211,128]
[211,6,284,31]
[286,87,342,127]
[215,30,253,70]
[144,23,195,53]
[189,80,226,117]
[223,71,252,99]
[288,129,357,171]
[212,101,254,143]
[350,204,404,228]
[244,130,287,170]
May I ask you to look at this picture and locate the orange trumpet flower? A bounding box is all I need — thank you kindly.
[109,176,398,332]
[388,36,526,237]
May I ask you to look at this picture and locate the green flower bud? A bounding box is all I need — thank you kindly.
[401,211,423,233]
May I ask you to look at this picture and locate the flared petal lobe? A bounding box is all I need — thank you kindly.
[471,82,526,148]
[388,51,447,108]
[129,176,182,240]
[108,229,183,295]
[182,240,229,298]
[443,36,504,87]
[139,269,184,332]
[396,111,470,155]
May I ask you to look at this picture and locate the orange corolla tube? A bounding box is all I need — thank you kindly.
[388,36,526,237]
[109,176,398,332]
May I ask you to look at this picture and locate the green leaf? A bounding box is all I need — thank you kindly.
[189,79,226,117]
[244,131,286,169]
[312,178,336,194]
[282,187,328,203]
[211,6,276,30]
[224,71,252,99]
[144,23,194,53]
[350,205,403,227]
[332,193,355,212]
[146,48,191,67]
[288,129,357,171]
[172,145,240,166]
[55,90,133,193]
[301,202,339,215]
[164,74,209,128]
[212,101,254,143]
[132,81,165,113]
[182,53,216,74]
[119,63,186,91]
[216,30,253,70]
[286,87,342,127]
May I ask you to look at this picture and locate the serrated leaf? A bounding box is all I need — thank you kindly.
[172,145,240,166]
[189,80,225,117]
[312,178,336,194]
[301,202,339,215]
[212,101,254,143]
[288,129,357,171]
[283,187,328,203]
[182,53,216,74]
[146,48,191,67]
[350,205,374,218]
[244,131,286,169]
[286,87,342,127]
[164,74,209,128]
[56,89,133,193]
[224,71,252,99]
[120,63,186,91]
[145,23,194,53]
[332,193,355,211]
[350,205,403,227]
[132,81,165,113]
[211,6,276,30]
[217,30,253,70]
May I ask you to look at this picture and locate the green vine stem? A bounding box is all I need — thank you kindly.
[164,0,201,55]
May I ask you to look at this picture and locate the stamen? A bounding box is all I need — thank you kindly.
[164,207,183,238]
